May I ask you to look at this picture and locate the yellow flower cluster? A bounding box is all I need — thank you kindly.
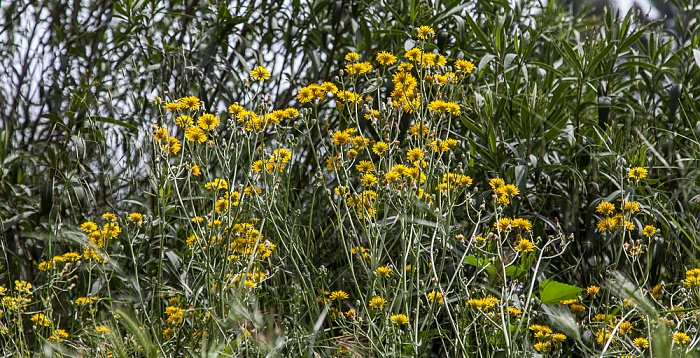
[437,173,472,194]
[595,200,639,233]
[252,148,293,174]
[466,296,500,311]
[37,251,81,271]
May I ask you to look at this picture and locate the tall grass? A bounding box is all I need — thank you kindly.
[1,0,700,356]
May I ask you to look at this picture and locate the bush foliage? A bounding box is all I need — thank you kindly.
[1,0,700,356]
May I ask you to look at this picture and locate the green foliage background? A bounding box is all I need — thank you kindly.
[2,0,700,356]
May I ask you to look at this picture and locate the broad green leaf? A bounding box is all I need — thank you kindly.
[539,280,582,305]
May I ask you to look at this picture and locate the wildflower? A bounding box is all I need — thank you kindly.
[80,222,98,233]
[355,160,374,173]
[391,313,409,326]
[215,198,229,214]
[376,51,397,66]
[374,266,392,278]
[372,142,389,155]
[552,333,567,343]
[652,283,663,297]
[179,96,201,109]
[529,324,553,339]
[495,218,512,231]
[673,331,690,345]
[128,212,143,224]
[228,103,244,116]
[416,25,435,39]
[250,66,271,81]
[454,59,475,74]
[345,62,373,76]
[369,296,387,309]
[509,307,522,316]
[96,325,111,334]
[336,90,362,103]
[596,201,615,216]
[618,321,633,335]
[586,286,600,296]
[427,100,461,116]
[31,313,51,326]
[330,290,349,301]
[406,147,424,162]
[198,113,220,131]
[332,128,356,145]
[427,291,444,304]
[320,82,338,94]
[185,126,207,143]
[49,329,68,342]
[515,238,535,253]
[596,218,616,232]
[297,86,315,103]
[533,342,551,353]
[326,155,341,171]
[162,101,183,112]
[344,52,360,62]
[511,218,532,231]
[361,173,378,187]
[642,225,657,238]
[467,296,500,310]
[204,178,228,191]
[628,167,648,180]
[75,296,99,306]
[15,280,32,295]
[623,201,641,213]
[489,178,505,189]
[165,306,185,326]
[634,337,649,348]
[190,164,201,176]
[350,135,370,149]
[596,329,614,344]
[685,269,700,287]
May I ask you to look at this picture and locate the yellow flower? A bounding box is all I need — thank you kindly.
[345,62,373,76]
[179,96,201,109]
[533,342,551,353]
[204,178,228,191]
[416,25,435,39]
[356,160,375,173]
[361,173,378,187]
[374,266,392,277]
[497,184,520,197]
[31,313,51,326]
[185,126,207,143]
[369,296,387,309]
[628,167,648,180]
[586,286,600,296]
[406,147,424,162]
[427,291,444,304]
[15,280,32,295]
[454,59,475,74]
[623,201,641,213]
[511,218,532,231]
[49,329,68,342]
[96,325,111,334]
[390,313,409,326]
[162,101,184,112]
[152,125,168,142]
[596,201,616,216]
[634,337,649,348]
[128,212,143,224]
[228,103,244,116]
[75,296,99,306]
[332,128,356,145]
[215,198,229,214]
[673,331,690,345]
[190,164,201,176]
[427,100,461,116]
[515,238,535,252]
[508,307,522,316]
[642,225,657,238]
[552,333,567,343]
[685,268,700,287]
[344,52,360,62]
[376,51,397,66]
[489,178,505,189]
[404,48,422,62]
[329,290,349,301]
[198,113,220,131]
[495,218,511,231]
[372,142,389,155]
[162,137,181,154]
[297,86,315,103]
[250,66,271,81]
[80,221,98,233]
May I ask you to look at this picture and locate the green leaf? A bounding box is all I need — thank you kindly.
[539,280,582,305]
[90,116,138,132]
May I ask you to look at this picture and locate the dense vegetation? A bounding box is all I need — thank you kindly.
[1,0,700,356]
